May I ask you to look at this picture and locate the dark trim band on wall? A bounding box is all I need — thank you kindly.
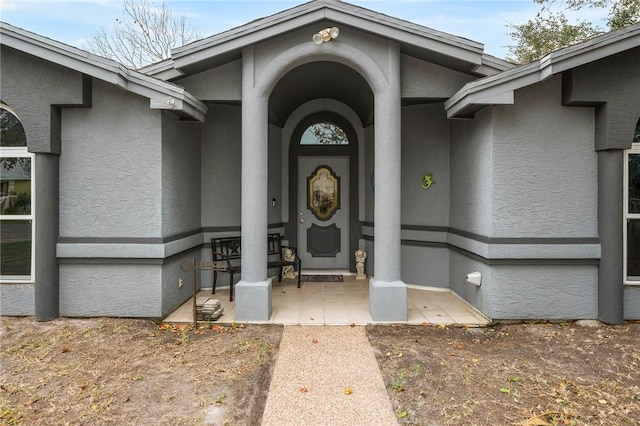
[448,245,601,266]
[398,224,599,245]
[361,224,600,265]
[58,246,204,265]
[58,228,204,245]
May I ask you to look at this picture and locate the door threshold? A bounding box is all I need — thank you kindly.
[301,269,352,276]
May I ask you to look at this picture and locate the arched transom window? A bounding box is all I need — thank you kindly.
[300,123,349,145]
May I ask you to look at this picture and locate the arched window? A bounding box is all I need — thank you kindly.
[625,118,640,283]
[0,102,34,281]
[300,122,349,145]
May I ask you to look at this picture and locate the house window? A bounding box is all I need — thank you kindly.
[0,103,34,282]
[300,123,349,145]
[625,118,640,284]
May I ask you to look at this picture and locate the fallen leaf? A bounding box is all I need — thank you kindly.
[500,388,511,394]
[472,358,479,363]
[422,322,429,327]
[457,344,464,350]
[312,339,318,344]
[350,323,356,327]
[344,387,353,395]
[396,411,408,419]
[438,323,447,329]
[310,317,314,321]
[299,387,308,393]
[598,399,608,404]
[397,352,403,358]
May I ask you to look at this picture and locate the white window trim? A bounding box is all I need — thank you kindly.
[0,147,35,283]
[624,143,640,285]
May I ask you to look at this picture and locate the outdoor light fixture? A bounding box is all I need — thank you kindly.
[313,26,340,44]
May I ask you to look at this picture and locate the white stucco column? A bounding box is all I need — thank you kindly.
[369,41,407,321]
[235,46,272,321]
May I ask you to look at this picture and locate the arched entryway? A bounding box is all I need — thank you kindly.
[235,38,406,322]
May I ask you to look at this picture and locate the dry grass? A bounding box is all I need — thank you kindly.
[1,318,282,426]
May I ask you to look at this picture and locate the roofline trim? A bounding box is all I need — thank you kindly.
[446,23,640,118]
[170,0,485,72]
[1,22,207,122]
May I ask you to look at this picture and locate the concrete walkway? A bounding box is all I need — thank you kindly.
[261,326,398,426]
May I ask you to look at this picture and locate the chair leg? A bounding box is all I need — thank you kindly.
[212,271,217,295]
[229,274,234,302]
[278,266,283,283]
[297,260,301,288]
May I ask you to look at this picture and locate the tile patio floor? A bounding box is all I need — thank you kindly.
[164,274,489,326]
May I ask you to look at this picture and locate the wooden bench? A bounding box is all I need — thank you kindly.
[211,233,301,301]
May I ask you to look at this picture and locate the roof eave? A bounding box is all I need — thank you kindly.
[446,23,640,118]
[170,0,486,74]
[0,22,207,122]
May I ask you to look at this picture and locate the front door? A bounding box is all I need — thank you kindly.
[298,156,349,269]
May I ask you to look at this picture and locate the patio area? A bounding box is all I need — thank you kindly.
[164,274,489,326]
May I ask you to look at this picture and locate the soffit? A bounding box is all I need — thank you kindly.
[269,61,373,127]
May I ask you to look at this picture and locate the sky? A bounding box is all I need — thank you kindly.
[0,0,611,60]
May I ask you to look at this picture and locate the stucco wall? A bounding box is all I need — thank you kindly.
[364,125,375,223]
[162,247,202,317]
[0,46,85,154]
[449,107,493,236]
[60,264,162,317]
[268,123,283,225]
[624,286,640,319]
[402,245,449,287]
[566,47,640,151]
[1,46,86,319]
[447,76,600,320]
[174,60,242,102]
[201,104,242,228]
[60,79,162,238]
[492,76,597,238]
[401,103,450,226]
[486,265,598,319]
[0,284,35,316]
[400,103,450,286]
[161,112,202,238]
[401,55,475,99]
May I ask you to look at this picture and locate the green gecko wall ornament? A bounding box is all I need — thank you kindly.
[421,173,434,189]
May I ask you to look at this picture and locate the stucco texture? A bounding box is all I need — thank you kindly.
[60,264,162,317]
[492,76,597,238]
[60,79,162,238]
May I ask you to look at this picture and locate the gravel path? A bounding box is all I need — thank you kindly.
[261,325,398,426]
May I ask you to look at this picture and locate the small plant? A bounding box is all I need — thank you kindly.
[392,370,406,392]
[215,393,226,404]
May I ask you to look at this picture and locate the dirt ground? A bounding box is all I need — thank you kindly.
[0,318,282,426]
[2,318,639,426]
[367,321,640,425]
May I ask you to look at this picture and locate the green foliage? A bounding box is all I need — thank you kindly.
[0,108,27,147]
[507,0,640,63]
[506,11,601,63]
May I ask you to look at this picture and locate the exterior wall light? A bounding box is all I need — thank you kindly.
[313,27,340,44]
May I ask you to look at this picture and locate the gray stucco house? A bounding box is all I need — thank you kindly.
[1,0,639,323]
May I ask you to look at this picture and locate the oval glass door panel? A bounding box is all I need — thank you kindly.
[307,165,340,220]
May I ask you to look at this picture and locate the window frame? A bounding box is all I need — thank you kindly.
[624,143,640,285]
[0,145,35,283]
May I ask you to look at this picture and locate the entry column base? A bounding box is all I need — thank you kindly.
[234,279,272,322]
[369,278,407,322]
